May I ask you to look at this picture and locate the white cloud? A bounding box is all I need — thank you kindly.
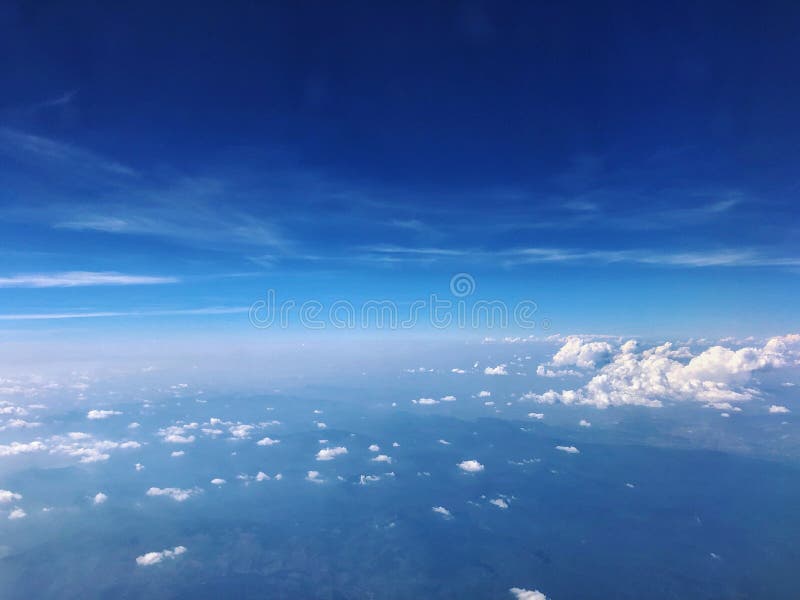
[93,492,108,505]
[135,463,144,471]
[457,459,485,473]
[8,507,26,520]
[769,405,791,414]
[0,490,22,504]
[170,450,185,458]
[306,470,324,483]
[440,395,457,402]
[316,446,348,461]
[86,409,122,420]
[256,436,280,446]
[371,454,392,464]
[228,424,255,439]
[551,336,613,369]
[210,478,226,486]
[579,419,592,427]
[528,334,800,408]
[0,271,177,288]
[490,498,509,509]
[484,365,508,375]
[413,398,439,405]
[509,587,548,600]
[555,445,580,454]
[0,440,47,456]
[528,412,544,420]
[368,444,380,452]
[451,368,466,374]
[432,506,452,518]
[146,487,199,502]
[438,439,451,445]
[256,471,270,482]
[478,390,491,398]
[536,364,580,378]
[128,422,141,429]
[135,545,186,566]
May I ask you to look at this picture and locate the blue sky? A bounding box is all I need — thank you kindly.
[1,1,799,342]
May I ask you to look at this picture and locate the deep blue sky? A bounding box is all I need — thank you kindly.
[0,1,799,339]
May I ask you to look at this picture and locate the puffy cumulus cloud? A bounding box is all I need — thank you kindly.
[527,334,800,409]
[316,446,348,461]
[0,441,46,457]
[92,492,108,505]
[579,419,592,428]
[536,365,580,378]
[457,459,485,473]
[509,587,548,600]
[484,365,508,376]
[432,506,452,518]
[769,405,791,414]
[528,412,544,420]
[146,487,200,502]
[551,336,614,369]
[86,409,122,420]
[158,424,197,444]
[451,368,466,374]
[555,445,580,454]
[306,470,324,483]
[0,490,22,504]
[368,444,380,452]
[8,507,26,520]
[170,450,185,458]
[440,395,457,402]
[412,398,439,405]
[210,478,226,486]
[256,436,280,446]
[371,454,392,464]
[359,474,381,485]
[47,435,141,464]
[136,545,186,566]
[490,498,509,509]
[228,424,255,439]
[478,391,491,398]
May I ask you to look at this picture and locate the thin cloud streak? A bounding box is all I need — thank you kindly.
[0,272,178,288]
[0,306,249,321]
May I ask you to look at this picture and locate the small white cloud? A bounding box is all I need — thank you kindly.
[93,492,108,505]
[8,507,26,520]
[490,498,509,509]
[368,444,380,452]
[316,422,327,429]
[128,422,141,429]
[371,454,392,464]
[478,390,491,398]
[255,471,270,482]
[170,450,185,458]
[316,446,348,461]
[457,459,485,473]
[136,545,186,566]
[135,463,145,471]
[432,506,452,518]
[484,365,508,376]
[528,412,544,420]
[413,398,439,405]
[256,436,280,446]
[146,487,199,502]
[87,409,122,420]
[555,445,580,454]
[359,474,381,485]
[440,395,457,402]
[306,470,324,483]
[579,419,592,427]
[451,368,466,374]
[438,439,451,445]
[509,587,548,600]
[210,478,226,486]
[769,405,790,414]
[0,490,22,504]
[392,442,400,447]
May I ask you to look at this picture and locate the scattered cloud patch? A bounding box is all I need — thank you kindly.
[136,546,186,566]
[457,459,485,473]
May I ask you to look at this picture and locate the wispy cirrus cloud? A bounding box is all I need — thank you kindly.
[0,271,178,288]
[0,306,248,321]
